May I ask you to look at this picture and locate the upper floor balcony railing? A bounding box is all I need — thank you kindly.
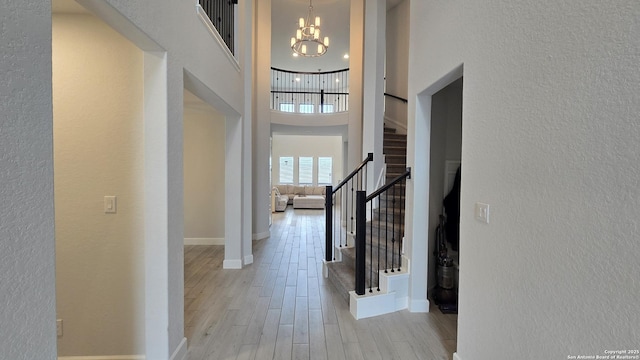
[271,67,349,114]
[199,0,237,55]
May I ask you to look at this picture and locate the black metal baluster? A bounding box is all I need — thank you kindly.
[325,185,333,262]
[376,194,381,291]
[385,189,389,273]
[355,191,366,296]
[391,183,396,272]
[369,197,373,293]
[398,178,404,271]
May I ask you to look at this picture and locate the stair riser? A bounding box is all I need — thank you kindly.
[372,210,404,221]
[382,178,407,188]
[383,147,406,156]
[384,133,407,140]
[385,155,407,165]
[378,198,406,207]
[383,139,407,147]
[386,164,406,173]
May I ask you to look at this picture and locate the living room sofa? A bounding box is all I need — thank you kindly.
[272,185,327,211]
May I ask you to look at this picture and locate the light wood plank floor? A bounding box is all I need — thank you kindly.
[184,208,457,360]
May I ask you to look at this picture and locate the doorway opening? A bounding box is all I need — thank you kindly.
[428,77,463,313]
[182,89,227,342]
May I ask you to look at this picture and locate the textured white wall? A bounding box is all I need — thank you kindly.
[53,13,145,356]
[183,103,226,240]
[0,2,57,359]
[385,0,409,133]
[409,1,640,359]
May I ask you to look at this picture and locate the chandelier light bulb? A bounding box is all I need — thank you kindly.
[290,0,329,57]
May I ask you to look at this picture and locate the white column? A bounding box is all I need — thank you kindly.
[361,0,386,192]
[252,0,272,242]
[143,51,171,358]
[241,0,255,265]
[348,0,365,171]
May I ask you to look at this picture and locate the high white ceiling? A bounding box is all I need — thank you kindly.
[271,0,351,72]
[271,0,404,72]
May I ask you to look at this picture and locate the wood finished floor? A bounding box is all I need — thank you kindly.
[184,208,457,360]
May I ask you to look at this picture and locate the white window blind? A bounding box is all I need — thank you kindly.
[298,157,313,184]
[317,157,332,184]
[279,156,294,184]
[320,104,334,113]
[299,104,314,114]
[279,103,294,112]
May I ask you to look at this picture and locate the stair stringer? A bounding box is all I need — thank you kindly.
[349,256,410,319]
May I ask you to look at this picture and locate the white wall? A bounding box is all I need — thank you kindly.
[0,3,57,359]
[385,0,409,133]
[183,101,226,243]
[53,13,145,356]
[408,1,640,359]
[61,0,253,357]
[272,135,343,186]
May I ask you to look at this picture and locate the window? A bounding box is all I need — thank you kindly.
[298,157,313,184]
[279,157,293,184]
[299,104,314,114]
[317,157,333,185]
[320,104,334,113]
[279,103,294,112]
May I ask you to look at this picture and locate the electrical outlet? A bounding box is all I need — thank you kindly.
[475,202,490,224]
[57,319,63,337]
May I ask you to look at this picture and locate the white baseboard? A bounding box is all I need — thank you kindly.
[170,337,188,360]
[58,339,187,360]
[243,254,254,265]
[223,259,243,269]
[409,298,430,313]
[184,237,224,245]
[453,352,462,360]
[252,230,270,240]
[59,356,144,360]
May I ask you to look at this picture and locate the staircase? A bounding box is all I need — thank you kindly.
[326,127,409,319]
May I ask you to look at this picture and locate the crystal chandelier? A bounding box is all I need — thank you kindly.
[290,0,329,57]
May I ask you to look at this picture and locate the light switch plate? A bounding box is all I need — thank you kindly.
[104,196,117,214]
[475,202,490,223]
